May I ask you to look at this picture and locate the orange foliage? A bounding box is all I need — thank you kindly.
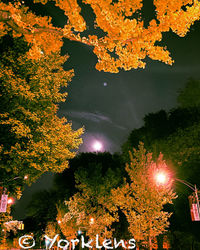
[0,0,200,72]
[0,37,83,184]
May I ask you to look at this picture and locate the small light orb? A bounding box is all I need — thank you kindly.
[58,220,61,224]
[7,198,14,205]
[92,141,103,151]
[77,229,82,235]
[24,175,28,180]
[103,82,107,86]
[89,217,94,225]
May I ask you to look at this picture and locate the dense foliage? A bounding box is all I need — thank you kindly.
[112,143,176,249]
[0,35,83,195]
[0,0,200,72]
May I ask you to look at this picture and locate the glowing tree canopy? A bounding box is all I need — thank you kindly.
[0,35,83,192]
[112,143,177,248]
[0,0,200,72]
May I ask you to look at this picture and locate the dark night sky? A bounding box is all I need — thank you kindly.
[13,1,200,219]
[59,24,200,153]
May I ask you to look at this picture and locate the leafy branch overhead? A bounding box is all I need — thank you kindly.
[1,0,200,72]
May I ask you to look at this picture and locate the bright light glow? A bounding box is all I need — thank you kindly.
[92,141,103,152]
[77,229,82,235]
[58,220,61,224]
[155,172,167,184]
[24,175,28,180]
[89,217,94,224]
[7,198,14,205]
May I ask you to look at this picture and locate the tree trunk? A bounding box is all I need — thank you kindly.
[149,236,152,250]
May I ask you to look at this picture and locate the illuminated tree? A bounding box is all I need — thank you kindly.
[45,221,58,239]
[0,205,12,247]
[60,163,121,242]
[112,143,177,249]
[0,0,200,72]
[0,35,83,194]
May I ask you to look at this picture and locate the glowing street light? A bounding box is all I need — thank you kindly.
[154,170,200,221]
[24,175,28,180]
[7,198,14,205]
[155,172,168,185]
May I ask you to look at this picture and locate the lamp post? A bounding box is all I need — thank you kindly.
[176,178,200,221]
[0,175,28,184]
[155,172,200,221]
[0,175,28,213]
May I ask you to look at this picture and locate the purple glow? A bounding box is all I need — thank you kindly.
[92,140,103,151]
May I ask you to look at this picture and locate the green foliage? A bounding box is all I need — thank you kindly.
[178,78,200,108]
[122,82,200,246]
[122,107,200,163]
[57,152,124,241]
[26,190,58,227]
[23,152,124,240]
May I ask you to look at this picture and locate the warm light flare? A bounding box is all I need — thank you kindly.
[155,172,168,184]
[7,198,14,205]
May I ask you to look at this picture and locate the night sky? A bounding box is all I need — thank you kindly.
[13,1,200,219]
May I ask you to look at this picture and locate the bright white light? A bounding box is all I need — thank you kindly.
[89,217,94,224]
[155,172,167,184]
[7,198,14,205]
[103,82,107,86]
[92,141,103,151]
[58,220,61,224]
[77,229,82,235]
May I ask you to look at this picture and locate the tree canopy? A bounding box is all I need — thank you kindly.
[113,143,176,249]
[1,0,200,72]
[121,82,200,246]
[177,78,200,108]
[0,35,83,195]
[57,153,123,241]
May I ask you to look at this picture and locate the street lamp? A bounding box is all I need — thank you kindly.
[7,197,14,205]
[0,175,29,184]
[175,178,200,221]
[155,172,168,185]
[155,171,200,221]
[0,175,29,213]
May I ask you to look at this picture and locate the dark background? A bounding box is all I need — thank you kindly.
[13,0,200,219]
